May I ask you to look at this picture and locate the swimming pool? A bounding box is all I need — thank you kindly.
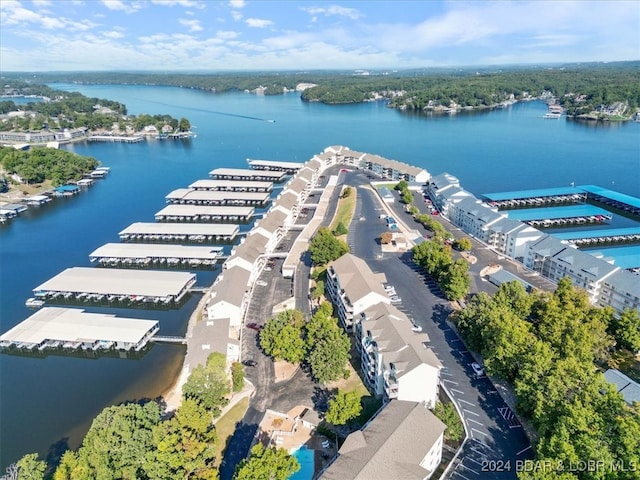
[289,446,315,480]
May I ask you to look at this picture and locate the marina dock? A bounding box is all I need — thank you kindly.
[208,167,287,183]
[155,205,254,223]
[87,135,144,143]
[505,204,612,227]
[578,185,640,217]
[165,188,270,207]
[483,186,586,209]
[89,243,223,268]
[33,267,196,306]
[247,158,304,174]
[0,307,159,352]
[119,222,239,243]
[189,179,273,193]
[552,227,640,246]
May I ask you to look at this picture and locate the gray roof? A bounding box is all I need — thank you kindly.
[321,401,446,480]
[528,234,571,258]
[208,167,285,181]
[330,253,388,304]
[287,177,310,195]
[297,168,315,182]
[273,190,298,211]
[604,369,640,405]
[256,209,288,234]
[0,307,158,345]
[429,172,460,190]
[155,204,254,218]
[362,303,442,373]
[188,179,273,191]
[211,266,250,307]
[187,317,232,369]
[119,222,239,236]
[603,269,640,298]
[165,189,270,203]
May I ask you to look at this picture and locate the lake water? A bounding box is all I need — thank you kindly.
[0,84,638,469]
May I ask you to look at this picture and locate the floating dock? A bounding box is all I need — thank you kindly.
[208,167,287,183]
[551,227,640,246]
[33,267,196,306]
[483,187,586,209]
[24,195,52,206]
[247,158,304,173]
[165,188,270,206]
[189,179,273,193]
[155,205,254,223]
[89,243,223,268]
[505,204,612,227]
[87,135,144,143]
[578,185,640,217]
[0,307,159,352]
[119,222,239,243]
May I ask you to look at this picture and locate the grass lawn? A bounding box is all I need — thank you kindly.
[213,396,250,470]
[329,187,357,233]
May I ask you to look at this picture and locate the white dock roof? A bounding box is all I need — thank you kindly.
[120,222,239,236]
[247,159,304,169]
[189,179,273,191]
[34,268,196,297]
[90,243,223,260]
[165,189,270,202]
[208,167,286,180]
[155,205,254,217]
[0,307,157,345]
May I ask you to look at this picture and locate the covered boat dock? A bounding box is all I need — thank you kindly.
[505,204,612,227]
[247,158,304,173]
[155,205,254,223]
[33,267,196,306]
[119,222,239,243]
[483,186,586,209]
[578,185,640,217]
[24,195,52,206]
[0,307,159,352]
[189,179,273,193]
[208,167,287,183]
[165,188,270,206]
[89,243,223,268]
[551,227,640,246]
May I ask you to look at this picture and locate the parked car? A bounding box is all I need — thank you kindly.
[471,362,485,377]
[242,359,257,367]
[256,280,268,287]
[411,324,423,332]
[390,296,402,303]
[264,267,272,272]
[246,323,262,331]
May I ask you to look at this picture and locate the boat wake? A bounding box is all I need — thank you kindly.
[146,100,275,123]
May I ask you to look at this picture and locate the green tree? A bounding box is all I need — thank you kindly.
[608,308,640,352]
[178,117,191,132]
[440,258,470,300]
[433,401,464,443]
[233,444,299,480]
[259,310,306,364]
[231,361,245,392]
[13,453,46,480]
[340,186,352,198]
[182,352,230,416]
[309,227,349,266]
[310,280,325,303]
[401,190,413,204]
[145,398,218,480]
[453,237,472,251]
[333,221,348,236]
[325,390,362,426]
[394,180,408,191]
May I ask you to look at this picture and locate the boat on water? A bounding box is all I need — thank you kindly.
[542,112,562,119]
[25,298,45,309]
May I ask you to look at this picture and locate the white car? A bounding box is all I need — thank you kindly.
[264,267,272,272]
[471,362,485,377]
[411,324,423,332]
[256,280,268,287]
[390,296,402,303]
[384,285,395,292]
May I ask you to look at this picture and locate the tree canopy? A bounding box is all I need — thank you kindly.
[233,444,299,480]
[182,352,230,416]
[309,227,349,266]
[325,390,362,426]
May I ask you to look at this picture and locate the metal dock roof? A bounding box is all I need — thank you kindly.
[583,245,640,270]
[165,189,270,204]
[552,227,640,240]
[89,243,223,261]
[34,268,196,297]
[482,186,584,201]
[189,179,273,192]
[505,205,611,221]
[155,204,254,219]
[119,222,239,237]
[578,185,640,210]
[247,159,304,171]
[208,167,286,182]
[0,307,158,346]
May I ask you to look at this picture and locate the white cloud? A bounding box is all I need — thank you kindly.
[216,30,239,40]
[231,10,243,21]
[32,0,52,6]
[302,4,363,20]
[179,18,203,32]
[101,0,143,14]
[1,0,96,30]
[245,17,273,28]
[102,29,125,39]
[229,0,245,8]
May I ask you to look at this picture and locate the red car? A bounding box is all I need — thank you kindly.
[246,323,262,331]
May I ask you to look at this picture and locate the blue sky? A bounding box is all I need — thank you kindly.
[0,0,638,71]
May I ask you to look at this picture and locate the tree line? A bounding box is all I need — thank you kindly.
[454,279,640,479]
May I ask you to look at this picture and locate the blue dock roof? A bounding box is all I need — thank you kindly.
[552,227,640,240]
[482,186,583,202]
[505,204,611,221]
[56,185,80,193]
[583,245,640,270]
[577,185,640,209]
